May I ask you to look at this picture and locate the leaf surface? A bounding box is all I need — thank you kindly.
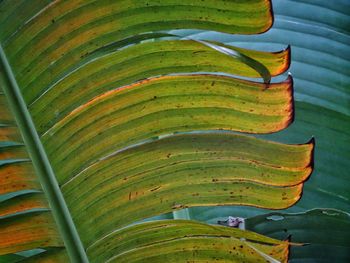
[0,0,273,92]
[0,212,63,255]
[42,74,294,184]
[87,219,290,263]
[0,193,48,218]
[28,40,290,132]
[61,132,313,246]
[0,47,69,260]
[0,0,320,262]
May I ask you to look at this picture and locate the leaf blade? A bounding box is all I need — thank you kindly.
[87,219,289,263]
[42,74,294,184]
[61,132,314,246]
[0,212,63,256]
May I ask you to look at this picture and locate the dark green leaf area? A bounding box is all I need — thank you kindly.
[246,209,350,263]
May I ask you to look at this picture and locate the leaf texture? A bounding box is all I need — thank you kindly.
[0,0,273,101]
[0,51,66,260]
[0,193,47,218]
[0,212,63,255]
[0,0,318,262]
[43,74,294,185]
[28,41,290,133]
[61,132,314,246]
[87,219,290,263]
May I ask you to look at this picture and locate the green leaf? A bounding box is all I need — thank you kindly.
[62,132,313,246]
[0,253,25,263]
[0,0,318,262]
[28,40,290,132]
[192,40,274,84]
[0,45,87,261]
[0,76,67,258]
[0,211,63,255]
[0,193,48,219]
[1,0,273,75]
[42,74,294,184]
[87,219,290,263]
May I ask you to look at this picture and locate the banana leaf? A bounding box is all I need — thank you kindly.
[0,0,317,262]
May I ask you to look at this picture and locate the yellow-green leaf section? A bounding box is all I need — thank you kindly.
[28,40,290,132]
[0,126,20,142]
[0,0,315,262]
[0,0,272,100]
[0,162,41,195]
[61,132,314,246]
[87,219,290,263]
[0,212,63,255]
[0,193,47,218]
[0,87,40,197]
[43,74,294,185]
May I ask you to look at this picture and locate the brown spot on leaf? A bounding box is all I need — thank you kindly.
[150,186,161,192]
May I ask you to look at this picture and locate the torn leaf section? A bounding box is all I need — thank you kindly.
[43,74,294,185]
[194,40,273,84]
[29,40,290,132]
[87,219,289,263]
[1,0,273,102]
[62,132,314,246]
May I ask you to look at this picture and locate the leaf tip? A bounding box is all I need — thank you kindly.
[280,74,295,130]
[285,45,291,67]
[285,235,292,263]
[259,0,274,34]
[287,73,295,126]
[308,136,316,174]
